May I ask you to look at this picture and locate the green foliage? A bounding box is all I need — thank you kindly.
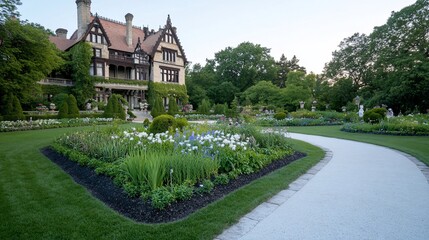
[196,179,214,194]
[274,112,287,120]
[198,99,211,114]
[1,93,24,120]
[207,81,239,105]
[173,118,188,131]
[213,104,227,115]
[150,97,165,118]
[274,54,307,88]
[363,108,386,124]
[149,114,175,133]
[324,1,429,113]
[167,97,179,115]
[67,42,94,108]
[213,42,277,91]
[103,94,126,120]
[58,101,69,119]
[143,118,151,127]
[41,85,72,99]
[151,187,175,209]
[66,94,80,118]
[0,0,21,23]
[147,80,156,108]
[122,154,146,187]
[0,20,63,105]
[152,82,188,103]
[213,173,230,185]
[52,93,69,108]
[171,184,194,201]
[291,110,321,119]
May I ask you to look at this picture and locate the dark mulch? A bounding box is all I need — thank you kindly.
[42,147,305,223]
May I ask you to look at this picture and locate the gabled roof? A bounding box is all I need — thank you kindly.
[141,30,163,55]
[49,14,187,63]
[142,15,188,63]
[49,36,77,51]
[92,15,145,53]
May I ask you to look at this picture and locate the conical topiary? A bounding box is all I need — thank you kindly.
[67,94,80,118]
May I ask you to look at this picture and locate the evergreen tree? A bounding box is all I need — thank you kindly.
[230,96,239,117]
[167,96,179,116]
[0,93,24,120]
[103,94,126,120]
[147,80,156,110]
[67,94,80,118]
[198,99,211,114]
[151,96,165,118]
[58,101,69,119]
[11,94,24,120]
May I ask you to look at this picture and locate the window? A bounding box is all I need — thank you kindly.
[94,48,101,58]
[90,33,104,44]
[89,63,94,75]
[160,68,179,83]
[96,63,103,76]
[162,49,176,62]
[162,29,174,44]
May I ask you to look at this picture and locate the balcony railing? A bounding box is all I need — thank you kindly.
[39,78,75,86]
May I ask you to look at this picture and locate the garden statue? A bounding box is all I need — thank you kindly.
[86,102,92,111]
[342,106,347,112]
[387,108,394,118]
[49,103,56,111]
[299,101,305,109]
[311,100,317,112]
[358,105,364,118]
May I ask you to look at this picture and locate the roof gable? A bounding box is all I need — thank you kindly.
[142,15,188,64]
[92,15,146,53]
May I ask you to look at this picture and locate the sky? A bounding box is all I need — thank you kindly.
[18,0,416,74]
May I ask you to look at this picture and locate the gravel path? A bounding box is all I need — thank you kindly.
[217,133,429,240]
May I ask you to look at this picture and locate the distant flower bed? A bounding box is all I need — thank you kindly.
[0,118,115,132]
[255,117,343,127]
[175,114,225,121]
[254,110,358,127]
[341,114,429,136]
[52,124,294,209]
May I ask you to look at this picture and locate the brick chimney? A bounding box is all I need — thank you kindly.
[55,28,68,39]
[76,0,91,39]
[125,13,134,47]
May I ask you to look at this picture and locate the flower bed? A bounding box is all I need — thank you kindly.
[52,124,294,210]
[175,114,225,121]
[0,118,115,132]
[341,114,429,136]
[254,110,358,127]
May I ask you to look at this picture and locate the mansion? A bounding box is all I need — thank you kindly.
[44,0,187,109]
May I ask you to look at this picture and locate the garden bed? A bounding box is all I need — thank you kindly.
[42,147,305,223]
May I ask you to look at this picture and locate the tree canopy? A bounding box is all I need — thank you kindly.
[324,0,429,113]
[0,19,63,104]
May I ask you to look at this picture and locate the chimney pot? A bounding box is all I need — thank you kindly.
[55,28,68,39]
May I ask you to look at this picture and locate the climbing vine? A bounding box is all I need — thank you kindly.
[152,82,188,103]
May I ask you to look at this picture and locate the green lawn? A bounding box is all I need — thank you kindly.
[286,125,429,166]
[0,126,324,240]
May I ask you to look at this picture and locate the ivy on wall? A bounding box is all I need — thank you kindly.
[152,82,188,103]
[41,85,72,96]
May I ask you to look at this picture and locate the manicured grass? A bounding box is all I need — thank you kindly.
[0,126,324,240]
[286,125,429,166]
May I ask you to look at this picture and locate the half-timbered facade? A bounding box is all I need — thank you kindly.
[46,0,187,109]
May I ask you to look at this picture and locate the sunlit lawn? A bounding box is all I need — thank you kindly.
[286,125,429,166]
[0,125,323,240]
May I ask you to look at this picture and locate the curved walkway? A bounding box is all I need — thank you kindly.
[216,133,429,240]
